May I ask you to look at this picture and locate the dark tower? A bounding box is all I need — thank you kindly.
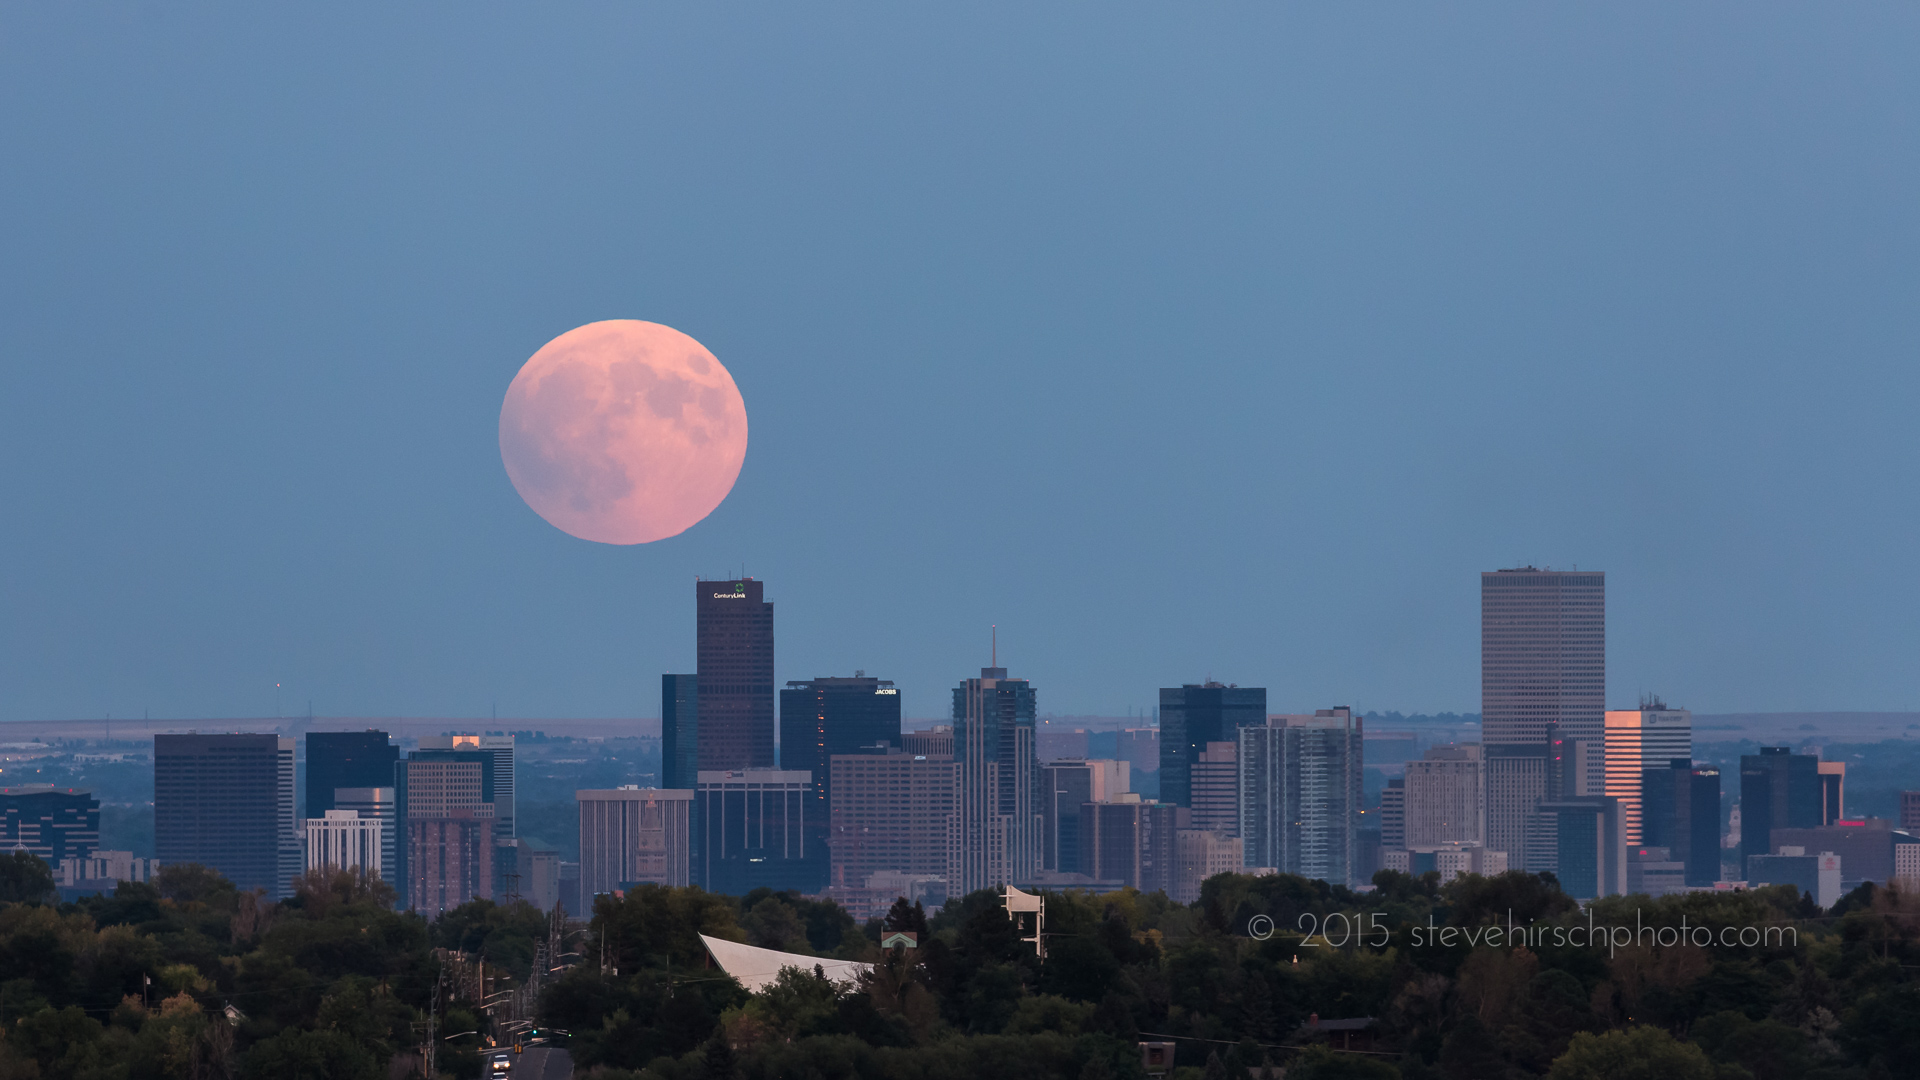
[662,673,699,790]
[1158,682,1266,808]
[779,675,902,829]
[1739,747,1819,875]
[697,578,775,770]
[305,730,398,821]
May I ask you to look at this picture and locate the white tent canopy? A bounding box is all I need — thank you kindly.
[698,934,871,994]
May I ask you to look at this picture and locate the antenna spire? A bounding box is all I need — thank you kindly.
[992,625,997,668]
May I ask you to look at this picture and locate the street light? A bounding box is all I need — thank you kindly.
[442,1031,479,1041]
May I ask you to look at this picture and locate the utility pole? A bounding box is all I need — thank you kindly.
[422,965,441,1080]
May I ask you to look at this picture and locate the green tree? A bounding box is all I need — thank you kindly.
[239,1027,381,1080]
[593,884,743,973]
[1442,871,1576,928]
[1546,1027,1715,1080]
[11,1005,109,1080]
[1288,1044,1402,1080]
[739,896,809,952]
[0,852,55,904]
[151,863,236,908]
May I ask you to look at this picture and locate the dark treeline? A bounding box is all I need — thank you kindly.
[3,850,1919,1079]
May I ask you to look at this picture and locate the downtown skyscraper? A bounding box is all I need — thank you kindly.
[952,663,1038,892]
[1482,567,1605,869]
[1159,682,1266,809]
[697,578,775,770]
[780,675,903,834]
[154,734,298,899]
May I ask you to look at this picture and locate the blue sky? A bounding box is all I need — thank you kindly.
[2,4,1916,723]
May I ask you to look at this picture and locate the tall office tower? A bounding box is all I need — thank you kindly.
[305,730,398,821]
[305,811,383,879]
[780,675,903,841]
[1536,796,1625,900]
[904,726,955,758]
[1640,760,1721,888]
[1603,701,1691,844]
[0,786,100,866]
[399,758,495,917]
[662,674,699,789]
[953,665,1039,892]
[334,787,396,884]
[1739,747,1821,874]
[1818,761,1846,825]
[697,769,822,894]
[1380,779,1406,850]
[1482,568,1606,869]
[1190,742,1239,836]
[1079,800,1178,894]
[155,734,299,899]
[1038,760,1130,873]
[1159,683,1266,808]
[577,786,693,897]
[1903,791,1920,832]
[697,577,775,771]
[1404,745,1485,847]
[829,747,959,889]
[419,736,515,838]
[1237,709,1364,885]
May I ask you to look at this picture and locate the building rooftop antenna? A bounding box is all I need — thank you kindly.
[992,625,997,669]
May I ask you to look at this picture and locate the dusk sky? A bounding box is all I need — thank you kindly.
[3,5,1916,724]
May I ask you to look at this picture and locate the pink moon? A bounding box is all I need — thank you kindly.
[498,320,748,545]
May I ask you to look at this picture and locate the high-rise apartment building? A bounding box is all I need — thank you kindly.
[578,786,693,896]
[1039,760,1130,873]
[1740,747,1821,874]
[155,734,298,899]
[697,769,822,894]
[780,675,902,841]
[1159,683,1266,809]
[0,786,100,866]
[697,578,775,771]
[662,674,699,789]
[1603,702,1691,844]
[334,787,396,885]
[1238,709,1363,886]
[953,665,1039,892]
[399,758,495,917]
[828,747,958,889]
[1902,791,1920,832]
[1190,742,1239,836]
[1404,745,1484,847]
[1482,568,1606,869]
[1079,800,1177,894]
[419,736,515,838]
[305,730,398,821]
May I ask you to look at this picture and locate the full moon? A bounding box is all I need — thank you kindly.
[499,320,748,545]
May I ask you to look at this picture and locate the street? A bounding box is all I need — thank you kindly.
[512,1047,572,1079]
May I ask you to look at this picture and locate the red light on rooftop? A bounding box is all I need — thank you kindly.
[1838,819,1866,826]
